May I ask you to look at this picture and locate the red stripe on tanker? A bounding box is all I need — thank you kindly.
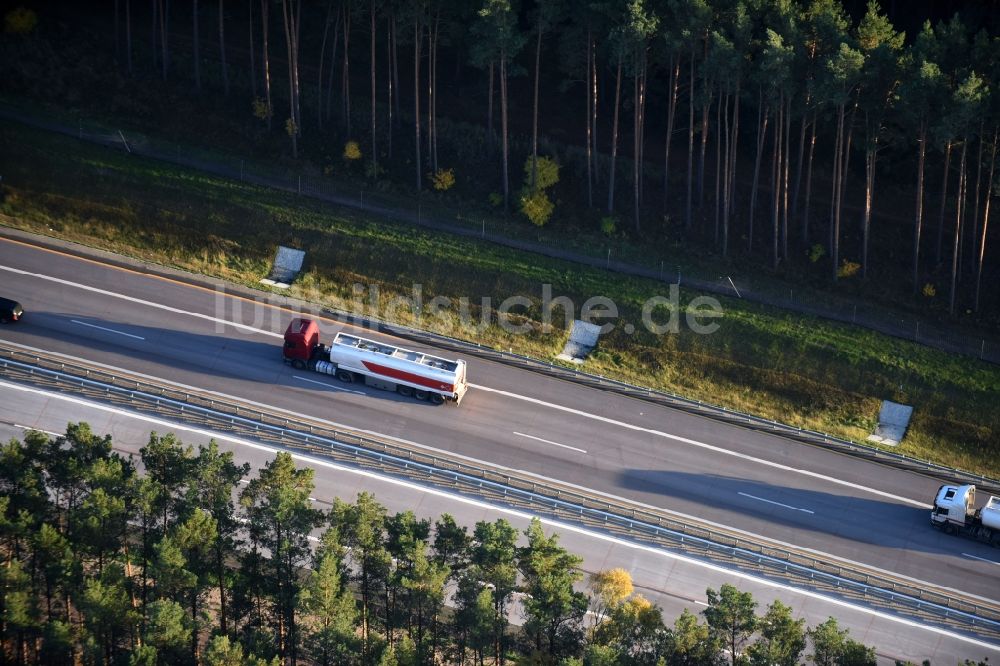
[361,361,455,392]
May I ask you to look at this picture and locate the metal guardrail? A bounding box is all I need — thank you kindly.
[331,310,1000,496]
[1,224,996,496]
[1,343,998,642]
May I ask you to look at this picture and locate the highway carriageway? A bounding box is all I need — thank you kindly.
[1,339,998,644]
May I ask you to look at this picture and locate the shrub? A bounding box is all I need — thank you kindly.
[431,168,456,191]
[922,283,936,298]
[4,7,38,34]
[251,98,270,121]
[488,192,503,207]
[284,118,298,138]
[600,215,617,236]
[343,141,362,161]
[808,243,826,263]
[523,156,560,191]
[519,189,554,227]
[837,259,861,278]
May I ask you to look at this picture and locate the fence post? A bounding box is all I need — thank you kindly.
[297,175,301,195]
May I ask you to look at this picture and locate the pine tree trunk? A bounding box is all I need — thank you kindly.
[803,111,817,244]
[724,81,740,257]
[697,81,710,207]
[607,53,623,213]
[248,0,257,98]
[500,51,510,213]
[968,126,985,276]
[585,30,593,208]
[193,0,200,88]
[913,121,927,294]
[936,140,953,265]
[862,139,875,279]
[591,37,599,184]
[386,16,393,156]
[634,53,646,231]
[160,0,170,80]
[749,90,768,252]
[261,0,272,130]
[317,2,332,129]
[782,97,791,262]
[414,17,421,190]
[426,24,433,169]
[281,0,298,157]
[685,49,695,230]
[771,93,782,270]
[714,92,723,244]
[531,22,543,189]
[838,105,857,271]
[792,108,809,231]
[830,103,844,280]
[663,54,679,214]
[219,0,229,94]
[392,15,401,126]
[326,12,340,122]
[370,1,377,175]
[432,16,439,172]
[342,7,351,134]
[950,139,968,315]
[125,0,132,74]
[975,128,997,311]
[487,62,494,148]
[151,0,158,70]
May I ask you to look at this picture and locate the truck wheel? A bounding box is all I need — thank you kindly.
[429,393,444,405]
[292,359,306,370]
[397,386,414,397]
[336,369,355,383]
[414,390,429,401]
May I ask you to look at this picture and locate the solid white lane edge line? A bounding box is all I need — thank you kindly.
[71,319,146,340]
[0,379,996,652]
[0,265,281,338]
[513,431,587,454]
[293,374,366,395]
[964,553,1000,565]
[0,264,929,510]
[472,384,928,510]
[13,424,62,437]
[739,491,816,515]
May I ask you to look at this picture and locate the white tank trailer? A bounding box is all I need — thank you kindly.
[283,319,468,405]
[930,484,1000,546]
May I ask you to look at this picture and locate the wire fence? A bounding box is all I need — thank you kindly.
[3,103,998,365]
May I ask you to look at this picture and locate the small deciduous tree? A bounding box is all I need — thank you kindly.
[703,584,756,666]
[746,600,806,666]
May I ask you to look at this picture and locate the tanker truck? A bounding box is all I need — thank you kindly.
[283,318,468,405]
[930,484,1000,546]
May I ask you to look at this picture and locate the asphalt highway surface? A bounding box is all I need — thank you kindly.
[1,234,998,622]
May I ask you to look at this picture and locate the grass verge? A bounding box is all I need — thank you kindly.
[2,122,998,477]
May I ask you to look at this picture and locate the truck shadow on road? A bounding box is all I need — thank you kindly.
[618,469,990,560]
[0,312,432,407]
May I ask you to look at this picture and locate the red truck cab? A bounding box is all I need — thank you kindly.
[283,318,321,366]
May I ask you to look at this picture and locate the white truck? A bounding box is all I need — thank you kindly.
[283,318,468,405]
[930,484,1000,546]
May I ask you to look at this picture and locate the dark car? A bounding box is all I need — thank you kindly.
[0,297,24,323]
